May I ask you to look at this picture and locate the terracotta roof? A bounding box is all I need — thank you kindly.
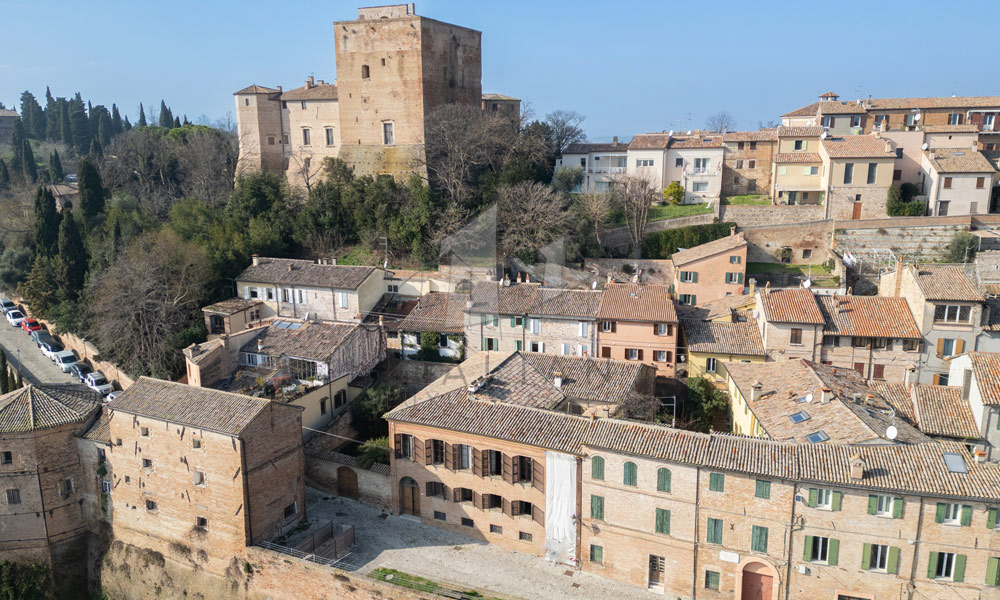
[723,130,778,142]
[867,95,1000,110]
[563,142,629,155]
[280,83,338,101]
[671,233,746,266]
[628,133,671,150]
[781,103,820,118]
[774,152,822,164]
[202,297,262,316]
[681,318,765,356]
[757,289,824,324]
[968,352,1000,406]
[821,136,896,158]
[597,283,677,322]
[777,126,824,137]
[399,292,469,334]
[867,382,916,425]
[80,409,111,444]
[234,84,279,95]
[724,360,928,445]
[466,282,602,318]
[237,257,376,290]
[911,264,984,302]
[924,149,996,174]
[912,385,979,439]
[482,93,519,101]
[239,320,359,362]
[517,353,653,406]
[921,124,981,133]
[0,385,101,433]
[677,294,755,321]
[817,101,867,115]
[669,135,723,149]
[110,377,294,437]
[817,295,921,339]
[627,132,722,150]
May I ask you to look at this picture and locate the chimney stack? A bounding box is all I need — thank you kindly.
[893,258,904,297]
[257,338,264,352]
[750,381,763,403]
[849,455,866,480]
[306,75,315,88]
[820,387,832,404]
[613,136,619,145]
[251,254,260,266]
[730,226,736,237]
[553,371,563,389]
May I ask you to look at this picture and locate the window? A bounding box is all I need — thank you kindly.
[867,163,877,185]
[140,427,149,437]
[802,249,812,259]
[730,255,741,264]
[1,451,10,465]
[484,493,503,510]
[790,328,803,345]
[932,551,959,580]
[518,531,533,542]
[338,292,349,308]
[709,472,724,492]
[425,482,446,499]
[875,114,889,127]
[461,517,474,527]
[822,116,833,127]
[655,508,670,534]
[812,487,834,510]
[591,495,605,520]
[934,305,971,323]
[871,494,897,518]
[457,444,472,470]
[748,159,756,168]
[987,557,1000,586]
[625,348,639,360]
[244,98,250,106]
[693,181,708,192]
[529,341,543,353]
[591,456,604,480]
[794,140,804,151]
[5,489,20,505]
[751,525,768,553]
[282,133,289,145]
[789,410,810,424]
[976,176,987,190]
[487,450,502,476]
[527,318,540,334]
[936,502,969,526]
[704,571,720,590]
[657,468,671,492]
[736,159,744,169]
[656,323,671,336]
[334,389,347,409]
[675,157,683,168]
[398,434,413,459]
[513,500,533,518]
[635,159,654,167]
[580,158,587,167]
[679,271,697,283]
[579,322,590,338]
[516,456,532,483]
[623,462,637,486]
[145,500,157,511]
[943,176,953,189]
[806,430,830,443]
[679,294,696,305]
[457,488,474,503]
[590,544,603,564]
[383,122,394,145]
[325,128,334,146]
[302,129,311,146]
[320,398,327,415]
[706,357,718,373]
[725,272,744,284]
[807,536,832,564]
[434,511,446,521]
[802,165,818,176]
[693,158,710,173]
[489,524,502,535]
[431,439,445,465]
[948,113,961,125]
[706,517,723,544]
[192,471,205,486]
[904,339,919,352]
[102,480,111,494]
[755,480,771,499]
[361,64,370,79]
[843,163,854,184]
[654,350,668,362]
[142,458,153,469]
[851,115,862,128]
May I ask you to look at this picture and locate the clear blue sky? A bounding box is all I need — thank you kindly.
[1,0,996,141]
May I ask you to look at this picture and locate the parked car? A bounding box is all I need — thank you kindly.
[105,391,119,403]
[84,372,113,395]
[20,318,42,334]
[0,298,15,314]
[31,330,53,347]
[39,341,64,360]
[5,310,25,327]
[70,363,92,383]
[53,350,79,373]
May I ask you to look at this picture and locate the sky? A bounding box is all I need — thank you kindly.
[1,0,997,141]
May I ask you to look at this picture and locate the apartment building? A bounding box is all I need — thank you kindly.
[235,256,384,323]
[921,148,997,216]
[754,288,825,362]
[879,263,985,384]
[107,378,306,572]
[722,130,777,197]
[464,281,601,357]
[627,132,724,203]
[947,353,1000,460]
[818,135,896,220]
[553,139,629,193]
[772,126,825,206]
[399,292,469,360]
[677,315,765,382]
[596,283,679,377]
[670,231,748,305]
[782,92,1000,134]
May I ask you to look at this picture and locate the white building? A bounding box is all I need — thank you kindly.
[920,148,997,216]
[626,132,724,204]
[553,139,629,193]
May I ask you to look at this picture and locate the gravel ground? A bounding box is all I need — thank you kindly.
[0,316,79,385]
[283,488,664,600]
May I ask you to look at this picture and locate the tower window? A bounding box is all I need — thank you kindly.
[244,98,249,106]
[383,122,394,145]
[361,65,370,79]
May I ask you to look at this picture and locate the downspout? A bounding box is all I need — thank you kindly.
[783,482,799,600]
[691,468,702,599]
[906,496,925,600]
[239,437,254,545]
[868,339,875,379]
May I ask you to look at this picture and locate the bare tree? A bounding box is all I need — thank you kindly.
[611,174,659,259]
[496,181,572,259]
[577,191,613,246]
[545,109,586,155]
[706,111,737,133]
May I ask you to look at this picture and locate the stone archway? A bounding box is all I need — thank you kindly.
[336,466,359,500]
[398,476,420,516]
[735,557,780,600]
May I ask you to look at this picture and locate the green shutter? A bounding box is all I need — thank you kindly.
[657,468,671,493]
[624,462,637,486]
[709,473,725,492]
[868,495,878,515]
[988,507,998,530]
[751,526,768,553]
[591,495,604,520]
[862,543,872,570]
[808,488,818,508]
[510,317,516,327]
[802,536,814,561]
[755,480,770,499]
[892,498,904,519]
[961,505,972,527]
[887,547,899,575]
[928,551,939,578]
[493,315,498,327]
[656,508,670,534]
[935,503,946,523]
[591,456,604,481]
[954,554,966,583]
[707,518,722,544]
[832,490,842,511]
[986,557,1000,587]
[828,538,839,566]
[692,272,698,283]
[515,340,522,351]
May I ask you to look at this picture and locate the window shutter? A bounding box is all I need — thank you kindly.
[424,440,433,465]
[592,457,604,480]
[961,504,972,526]
[987,557,1000,587]
[472,448,482,477]
[935,503,946,523]
[751,526,759,550]
[511,456,521,483]
[808,488,818,508]
[444,443,454,470]
[861,543,872,570]
[481,450,490,476]
[505,498,514,516]
[956,339,965,354]
[611,321,617,333]
[692,272,698,283]
[887,546,899,574]
[413,438,425,465]
[653,324,659,336]
[927,552,939,578]
[657,468,671,493]
[987,507,998,530]
[502,454,513,483]
[425,482,434,497]
[932,373,941,386]
[831,491,842,511]
[532,458,544,492]
[637,349,644,361]
[936,338,945,358]
[533,504,544,526]
[827,538,839,566]
[453,487,461,502]
[867,495,878,515]
[802,535,813,561]
[893,498,904,519]
[755,480,770,499]
[954,554,966,583]
[393,433,402,459]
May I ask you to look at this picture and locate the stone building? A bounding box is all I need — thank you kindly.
[819,135,897,220]
[399,291,469,360]
[107,377,306,573]
[235,4,519,184]
[0,109,17,145]
[596,283,679,378]
[670,231,748,305]
[754,288,826,362]
[722,130,777,197]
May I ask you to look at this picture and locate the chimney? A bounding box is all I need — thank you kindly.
[612,136,619,145]
[277,85,282,92]
[553,371,563,389]
[251,254,260,266]
[975,449,988,463]
[884,140,892,153]
[748,278,756,297]
[849,455,866,480]
[257,338,264,352]
[865,393,875,406]
[408,2,415,14]
[306,75,315,88]
[750,381,763,403]
[287,264,293,272]
[903,364,917,387]
[730,226,736,237]
[820,386,833,404]
[892,258,904,297]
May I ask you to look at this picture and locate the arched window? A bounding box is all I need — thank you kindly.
[623,461,637,487]
[657,468,671,493]
[591,456,604,481]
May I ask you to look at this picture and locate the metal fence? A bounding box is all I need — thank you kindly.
[257,525,357,571]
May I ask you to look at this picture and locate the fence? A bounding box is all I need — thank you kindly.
[257,524,356,570]
[293,521,355,559]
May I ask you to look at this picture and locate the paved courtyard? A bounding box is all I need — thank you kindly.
[0,315,78,385]
[281,488,664,600]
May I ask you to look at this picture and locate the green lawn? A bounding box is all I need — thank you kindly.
[722,195,771,206]
[369,568,504,600]
[613,202,712,226]
[747,262,840,287]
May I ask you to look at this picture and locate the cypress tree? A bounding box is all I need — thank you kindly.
[183,115,190,126]
[77,158,105,220]
[0,159,9,186]
[7,368,16,393]
[158,100,173,128]
[9,119,25,176]
[49,150,63,182]
[89,138,103,159]
[20,91,45,139]
[124,116,132,131]
[98,113,111,145]
[60,101,73,147]
[57,214,87,298]
[15,371,22,390]
[111,104,123,137]
[33,186,60,256]
[45,89,60,141]
[21,139,37,183]
[0,352,8,395]
[137,103,147,127]
[68,103,91,154]
[173,116,181,128]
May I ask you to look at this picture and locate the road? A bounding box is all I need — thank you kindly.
[0,319,79,386]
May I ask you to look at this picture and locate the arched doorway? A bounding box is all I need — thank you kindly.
[337,466,359,500]
[736,559,780,600]
[399,477,420,516]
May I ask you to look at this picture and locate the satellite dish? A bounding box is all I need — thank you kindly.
[687,130,692,135]
[802,278,812,289]
[591,280,597,290]
[668,130,674,136]
[921,142,929,150]
[885,425,898,440]
[914,114,921,121]
[820,131,828,139]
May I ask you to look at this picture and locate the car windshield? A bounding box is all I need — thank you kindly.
[49,344,63,352]
[0,302,12,309]
[9,311,21,318]
[92,375,107,384]
[58,354,76,364]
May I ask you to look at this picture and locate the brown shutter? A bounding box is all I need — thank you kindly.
[444,443,454,470]
[502,454,513,483]
[453,487,461,502]
[414,437,425,465]
[932,373,941,385]
[425,482,434,497]
[533,504,545,526]
[393,433,402,459]
[532,458,544,492]
[503,498,512,516]
[472,448,482,477]
[637,349,644,361]
[481,449,490,476]
[971,112,984,128]
[936,338,945,358]
[441,484,449,501]
[653,324,659,336]
[511,456,520,483]
[473,491,481,508]
[668,324,673,336]
[424,439,434,465]
[611,321,617,333]
[452,444,460,470]
[956,339,965,354]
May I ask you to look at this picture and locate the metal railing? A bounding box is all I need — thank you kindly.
[257,535,358,571]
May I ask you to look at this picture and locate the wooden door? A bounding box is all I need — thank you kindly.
[399,478,419,515]
[741,571,772,600]
[852,202,862,219]
[337,466,359,500]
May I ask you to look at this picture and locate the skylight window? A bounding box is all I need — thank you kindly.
[943,452,968,474]
[806,431,830,444]
[789,411,811,423]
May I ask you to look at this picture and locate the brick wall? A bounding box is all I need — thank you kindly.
[466,315,596,357]
[304,448,391,510]
[719,204,826,228]
[834,220,970,263]
[741,221,834,265]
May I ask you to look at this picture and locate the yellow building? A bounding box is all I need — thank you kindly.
[679,316,765,384]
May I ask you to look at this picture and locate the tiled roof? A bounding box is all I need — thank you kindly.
[677,294,755,321]
[968,352,1000,406]
[817,295,921,339]
[110,377,291,437]
[671,233,746,266]
[563,142,630,155]
[482,93,519,101]
[596,283,677,323]
[280,83,338,101]
[781,103,820,118]
[237,258,376,290]
[774,152,821,164]
[821,136,896,158]
[921,124,981,133]
[984,297,1000,331]
[867,382,916,425]
[0,385,101,433]
[912,385,979,439]
[466,282,602,318]
[517,353,653,405]
[668,135,723,149]
[776,126,824,137]
[681,318,765,356]
[911,264,984,302]
[80,409,110,444]
[628,133,671,150]
[925,149,996,174]
[627,133,722,150]
[757,289,824,324]
[867,95,1000,110]
[816,101,867,114]
[202,297,262,316]
[723,130,778,142]
[399,293,469,334]
[240,320,357,361]
[234,84,278,95]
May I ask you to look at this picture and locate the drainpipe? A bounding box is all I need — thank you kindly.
[691,468,702,599]
[905,496,926,600]
[783,483,799,600]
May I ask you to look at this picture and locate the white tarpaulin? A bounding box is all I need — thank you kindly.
[544,450,577,565]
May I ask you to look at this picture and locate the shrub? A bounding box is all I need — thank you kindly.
[642,222,736,259]
[945,231,978,263]
[663,181,684,205]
